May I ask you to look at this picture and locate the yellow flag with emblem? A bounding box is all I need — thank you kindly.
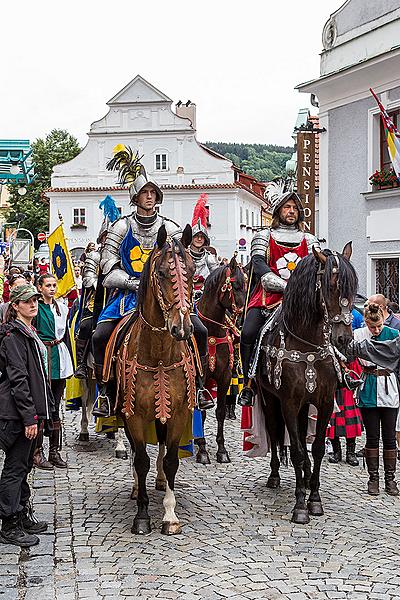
[47,223,76,298]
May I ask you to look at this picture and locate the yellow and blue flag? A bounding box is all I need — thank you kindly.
[47,223,76,298]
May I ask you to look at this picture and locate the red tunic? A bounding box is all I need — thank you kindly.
[248,236,309,310]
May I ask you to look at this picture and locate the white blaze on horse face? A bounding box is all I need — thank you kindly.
[162,483,179,524]
[178,308,186,338]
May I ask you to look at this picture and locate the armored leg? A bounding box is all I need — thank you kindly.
[238,308,266,407]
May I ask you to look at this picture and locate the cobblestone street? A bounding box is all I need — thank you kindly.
[1,409,400,600]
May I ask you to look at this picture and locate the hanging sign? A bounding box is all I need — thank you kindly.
[297,131,316,235]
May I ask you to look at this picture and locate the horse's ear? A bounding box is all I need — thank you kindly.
[312,245,327,265]
[342,241,352,260]
[157,225,167,249]
[229,251,238,271]
[181,224,192,249]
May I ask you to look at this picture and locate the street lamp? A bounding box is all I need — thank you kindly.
[17,186,27,196]
[10,163,19,176]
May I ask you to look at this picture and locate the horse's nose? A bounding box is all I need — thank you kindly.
[171,325,179,338]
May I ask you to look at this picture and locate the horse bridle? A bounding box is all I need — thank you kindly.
[316,252,352,328]
[139,241,192,332]
[219,266,243,318]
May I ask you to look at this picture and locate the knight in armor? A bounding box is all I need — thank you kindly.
[74,196,120,380]
[238,182,320,407]
[190,194,219,300]
[92,146,214,417]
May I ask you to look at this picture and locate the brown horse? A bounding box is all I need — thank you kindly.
[257,243,358,524]
[196,255,246,463]
[116,224,196,535]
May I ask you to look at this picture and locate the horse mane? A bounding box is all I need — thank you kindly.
[282,251,358,331]
[136,240,187,309]
[203,263,245,294]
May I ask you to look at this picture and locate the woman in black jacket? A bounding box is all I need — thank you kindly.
[0,284,54,547]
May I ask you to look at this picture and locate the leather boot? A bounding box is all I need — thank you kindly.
[92,363,111,418]
[383,449,399,496]
[19,502,48,534]
[196,356,214,410]
[237,343,255,407]
[33,430,53,470]
[346,438,359,466]
[74,338,88,379]
[48,422,67,469]
[328,437,342,463]
[0,514,39,547]
[365,447,379,495]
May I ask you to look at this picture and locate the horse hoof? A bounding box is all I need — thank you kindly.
[267,476,280,489]
[106,432,115,440]
[196,450,211,465]
[216,451,231,464]
[115,450,128,460]
[307,501,324,516]
[131,518,151,535]
[78,432,89,442]
[155,479,167,492]
[161,521,182,536]
[291,509,310,524]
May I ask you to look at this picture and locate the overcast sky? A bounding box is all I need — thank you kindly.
[2,0,342,148]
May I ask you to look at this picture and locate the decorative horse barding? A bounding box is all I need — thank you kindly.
[257,243,358,524]
[196,256,246,463]
[115,224,196,535]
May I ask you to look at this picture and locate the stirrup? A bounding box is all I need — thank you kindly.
[93,393,111,418]
[196,388,214,410]
[238,386,254,407]
[74,364,88,380]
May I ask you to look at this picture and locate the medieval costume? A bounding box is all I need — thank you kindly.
[354,324,399,495]
[190,193,219,301]
[34,296,74,469]
[74,195,120,380]
[238,182,319,407]
[326,308,364,466]
[92,146,213,417]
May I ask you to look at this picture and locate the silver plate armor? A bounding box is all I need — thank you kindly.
[100,212,181,291]
[251,224,320,293]
[82,250,100,290]
[190,248,219,281]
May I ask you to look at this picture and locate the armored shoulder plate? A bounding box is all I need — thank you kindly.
[206,251,219,272]
[82,250,100,289]
[100,216,130,275]
[304,232,321,254]
[251,228,271,258]
[160,215,182,239]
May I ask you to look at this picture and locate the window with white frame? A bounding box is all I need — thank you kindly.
[155,153,168,171]
[240,206,243,223]
[374,256,399,304]
[73,207,86,226]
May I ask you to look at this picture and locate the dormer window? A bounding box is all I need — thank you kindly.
[155,153,168,171]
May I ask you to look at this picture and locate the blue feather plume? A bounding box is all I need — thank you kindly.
[99,195,120,223]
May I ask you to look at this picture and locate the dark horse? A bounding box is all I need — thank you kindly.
[257,242,358,524]
[196,255,246,463]
[116,224,196,535]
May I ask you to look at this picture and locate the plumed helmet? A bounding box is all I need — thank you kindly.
[191,193,210,245]
[97,194,121,243]
[264,178,304,223]
[106,144,163,205]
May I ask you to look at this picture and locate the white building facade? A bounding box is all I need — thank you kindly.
[297,0,400,303]
[47,75,265,262]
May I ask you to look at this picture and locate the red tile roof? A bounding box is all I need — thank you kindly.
[45,182,267,201]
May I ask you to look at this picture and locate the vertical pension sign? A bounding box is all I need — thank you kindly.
[297,132,316,235]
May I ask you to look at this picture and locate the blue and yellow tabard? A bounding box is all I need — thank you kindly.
[98,226,153,322]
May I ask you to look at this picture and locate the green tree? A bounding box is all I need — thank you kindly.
[7,129,81,241]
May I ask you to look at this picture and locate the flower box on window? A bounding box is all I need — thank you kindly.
[369,168,399,190]
[71,223,87,229]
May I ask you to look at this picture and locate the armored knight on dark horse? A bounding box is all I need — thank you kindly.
[238,181,320,407]
[91,145,212,417]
